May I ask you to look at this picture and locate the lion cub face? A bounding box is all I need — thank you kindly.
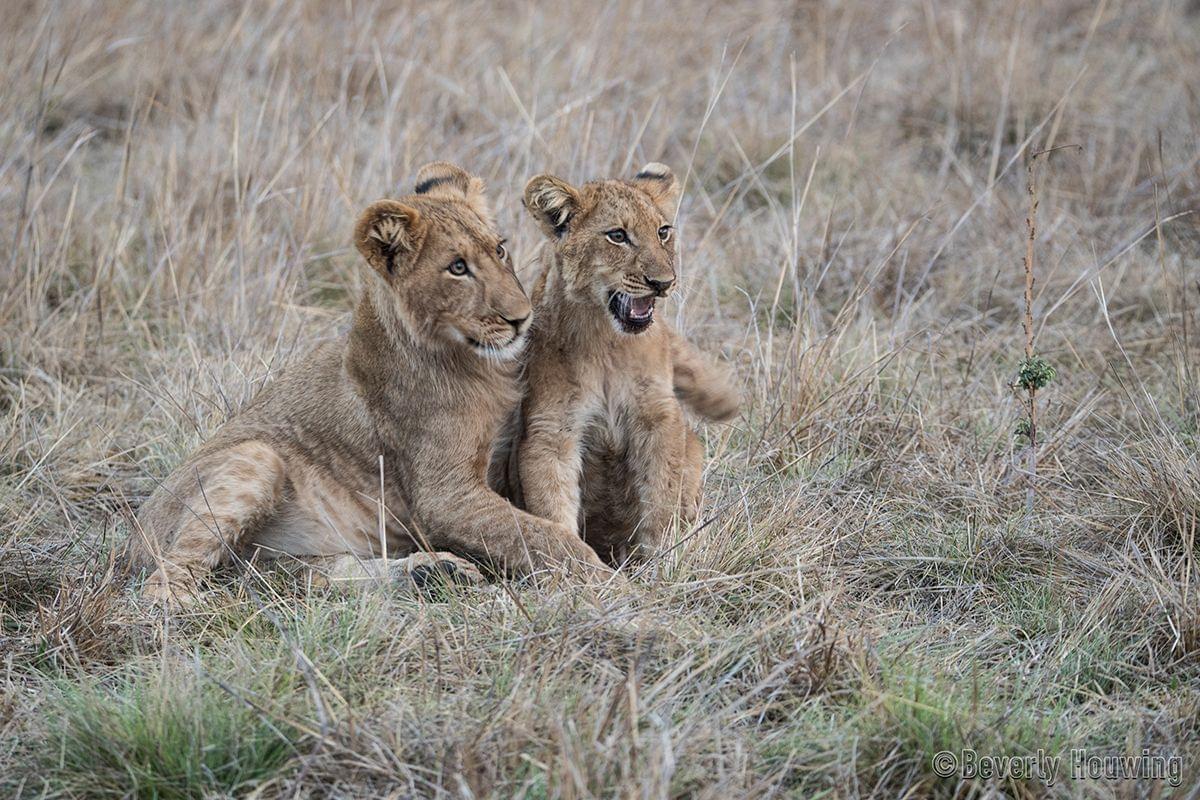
[355,162,531,360]
[523,164,680,335]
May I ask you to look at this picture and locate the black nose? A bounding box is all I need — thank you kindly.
[645,276,674,295]
[505,314,529,334]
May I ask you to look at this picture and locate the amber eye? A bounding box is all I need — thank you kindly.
[604,229,628,245]
[658,225,673,243]
[496,241,508,260]
[447,258,469,276]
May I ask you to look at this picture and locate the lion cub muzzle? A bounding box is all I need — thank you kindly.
[607,270,674,334]
[465,312,531,361]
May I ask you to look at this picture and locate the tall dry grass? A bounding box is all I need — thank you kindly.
[2,0,1199,796]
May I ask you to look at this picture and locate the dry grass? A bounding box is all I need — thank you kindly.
[2,0,1200,796]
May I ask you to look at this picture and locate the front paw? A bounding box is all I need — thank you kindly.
[140,569,202,609]
[403,551,485,588]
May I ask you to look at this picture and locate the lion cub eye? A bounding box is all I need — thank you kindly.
[447,258,470,277]
[495,241,508,260]
[604,229,629,245]
[658,225,673,243]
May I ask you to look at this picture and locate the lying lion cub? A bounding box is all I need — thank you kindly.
[129,162,614,605]
[499,163,738,565]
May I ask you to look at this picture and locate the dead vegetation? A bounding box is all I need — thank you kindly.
[2,0,1199,796]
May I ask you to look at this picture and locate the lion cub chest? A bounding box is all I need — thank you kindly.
[570,368,676,558]
[577,366,673,473]
[572,325,677,449]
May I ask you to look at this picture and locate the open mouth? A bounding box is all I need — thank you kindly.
[607,291,656,333]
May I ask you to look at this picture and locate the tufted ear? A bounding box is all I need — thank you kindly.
[523,174,582,238]
[631,162,680,214]
[354,200,424,277]
[414,161,492,218]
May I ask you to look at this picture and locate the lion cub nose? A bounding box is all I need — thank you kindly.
[505,314,530,335]
[644,275,674,296]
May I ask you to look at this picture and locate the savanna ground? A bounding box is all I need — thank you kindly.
[2,1,1199,797]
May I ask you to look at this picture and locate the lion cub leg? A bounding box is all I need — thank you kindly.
[517,395,585,531]
[626,402,692,559]
[140,441,286,605]
[680,426,704,524]
[669,330,739,423]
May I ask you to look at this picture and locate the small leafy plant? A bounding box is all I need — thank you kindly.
[1014,156,1059,516]
[1017,355,1056,392]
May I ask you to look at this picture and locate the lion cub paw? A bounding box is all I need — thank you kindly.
[401,551,485,588]
[322,552,484,593]
[140,570,203,609]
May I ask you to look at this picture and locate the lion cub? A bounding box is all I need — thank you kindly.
[503,164,738,565]
[129,162,614,605]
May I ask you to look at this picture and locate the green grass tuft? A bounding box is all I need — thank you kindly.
[32,663,299,799]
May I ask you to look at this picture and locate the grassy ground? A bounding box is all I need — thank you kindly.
[2,0,1199,796]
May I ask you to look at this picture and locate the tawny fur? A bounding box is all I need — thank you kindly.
[129,161,615,605]
[495,164,739,566]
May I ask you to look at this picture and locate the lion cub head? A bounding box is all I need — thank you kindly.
[523,164,680,335]
[355,162,531,361]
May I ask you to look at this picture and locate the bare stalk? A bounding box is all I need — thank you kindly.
[1023,159,1039,516]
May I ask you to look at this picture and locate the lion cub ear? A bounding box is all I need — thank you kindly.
[354,200,424,277]
[523,174,581,238]
[631,163,681,215]
[414,161,492,218]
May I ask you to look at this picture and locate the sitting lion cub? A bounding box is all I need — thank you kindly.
[129,162,614,605]
[502,163,738,565]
